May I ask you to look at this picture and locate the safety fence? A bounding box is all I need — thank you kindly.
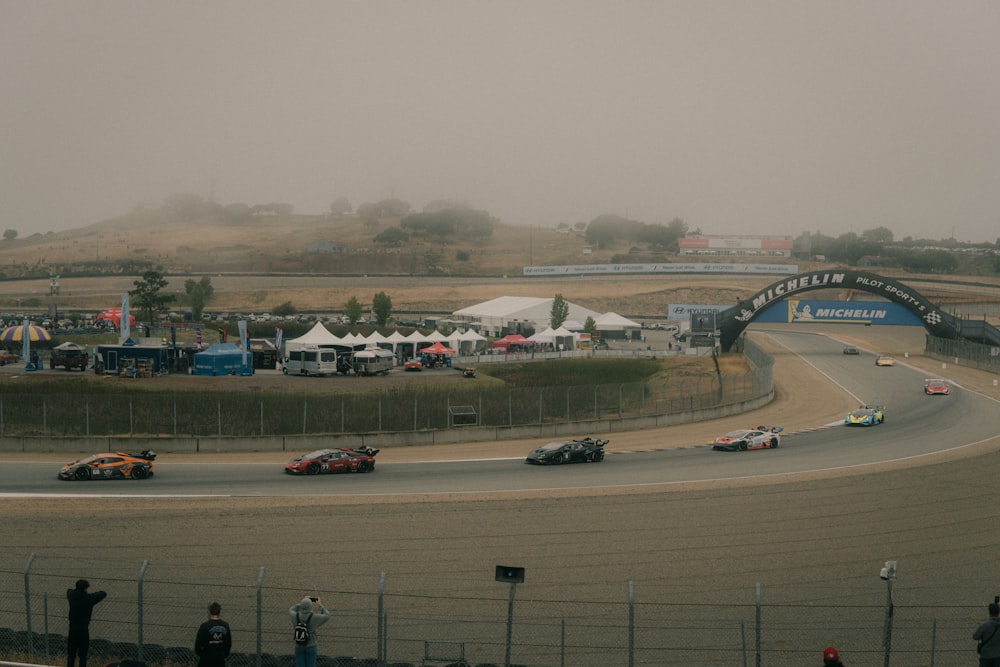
[0,343,773,438]
[0,554,985,667]
[926,333,1000,374]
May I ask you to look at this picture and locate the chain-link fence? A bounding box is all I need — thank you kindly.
[0,554,983,667]
[0,343,773,439]
[926,333,1000,374]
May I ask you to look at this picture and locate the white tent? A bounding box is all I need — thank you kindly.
[457,329,487,354]
[551,326,577,350]
[285,322,341,348]
[594,312,641,330]
[529,327,557,343]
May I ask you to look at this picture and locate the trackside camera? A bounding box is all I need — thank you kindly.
[495,565,525,584]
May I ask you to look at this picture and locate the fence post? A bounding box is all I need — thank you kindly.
[129,397,133,434]
[619,384,623,419]
[44,592,50,665]
[137,559,149,662]
[260,400,264,436]
[627,580,634,667]
[173,398,177,435]
[24,552,36,657]
[560,616,566,667]
[44,398,48,434]
[256,566,265,667]
[377,572,385,665]
[86,399,90,436]
[217,400,222,437]
[755,583,761,667]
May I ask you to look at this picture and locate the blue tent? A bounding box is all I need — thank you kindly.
[193,343,252,376]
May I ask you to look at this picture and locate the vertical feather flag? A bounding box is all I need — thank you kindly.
[120,293,131,341]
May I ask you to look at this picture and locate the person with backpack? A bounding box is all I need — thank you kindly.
[288,596,330,667]
[974,601,1000,666]
[66,579,107,667]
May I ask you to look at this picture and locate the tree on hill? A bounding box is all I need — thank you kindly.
[372,291,392,326]
[184,276,214,320]
[356,198,411,223]
[329,197,352,216]
[401,209,494,243]
[374,227,409,247]
[344,296,363,324]
[2,229,16,241]
[130,270,174,323]
[550,294,569,329]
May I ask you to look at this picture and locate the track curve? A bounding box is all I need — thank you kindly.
[4,329,997,497]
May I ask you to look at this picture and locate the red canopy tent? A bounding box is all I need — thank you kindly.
[419,341,457,355]
[94,308,136,328]
[491,334,533,350]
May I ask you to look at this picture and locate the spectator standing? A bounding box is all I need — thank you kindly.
[974,602,1000,667]
[289,596,330,667]
[194,602,232,667]
[66,579,107,667]
[822,646,845,666]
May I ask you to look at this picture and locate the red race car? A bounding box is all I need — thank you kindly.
[284,447,379,475]
[924,378,950,395]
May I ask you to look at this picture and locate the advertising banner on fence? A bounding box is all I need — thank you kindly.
[754,300,924,325]
[524,263,797,276]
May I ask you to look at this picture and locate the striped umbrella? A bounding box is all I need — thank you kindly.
[0,324,52,342]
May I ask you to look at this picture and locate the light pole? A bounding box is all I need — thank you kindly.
[880,560,897,667]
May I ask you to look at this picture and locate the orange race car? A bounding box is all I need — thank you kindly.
[58,450,156,481]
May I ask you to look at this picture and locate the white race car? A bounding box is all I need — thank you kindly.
[712,426,783,451]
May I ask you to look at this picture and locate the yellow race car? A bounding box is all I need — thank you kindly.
[875,355,895,367]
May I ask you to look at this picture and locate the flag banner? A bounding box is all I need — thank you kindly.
[120,293,131,341]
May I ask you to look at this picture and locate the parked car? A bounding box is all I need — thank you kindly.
[58,450,156,480]
[845,404,885,426]
[525,438,607,464]
[404,359,423,371]
[0,351,19,365]
[50,342,89,371]
[284,447,379,475]
[924,378,950,395]
[712,427,782,451]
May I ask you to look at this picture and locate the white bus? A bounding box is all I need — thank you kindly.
[282,346,339,376]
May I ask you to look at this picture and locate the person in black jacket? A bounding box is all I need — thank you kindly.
[194,601,232,667]
[66,579,107,667]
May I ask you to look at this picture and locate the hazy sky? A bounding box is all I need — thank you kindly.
[4,1,999,242]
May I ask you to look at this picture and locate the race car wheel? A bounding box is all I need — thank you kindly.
[305,462,321,475]
[769,438,778,448]
[738,441,748,451]
[552,453,565,464]
[593,451,605,462]
[357,461,372,473]
[74,467,91,481]
[132,466,148,479]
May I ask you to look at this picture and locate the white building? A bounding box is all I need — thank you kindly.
[452,296,601,337]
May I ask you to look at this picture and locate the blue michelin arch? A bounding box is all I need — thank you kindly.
[717,269,959,352]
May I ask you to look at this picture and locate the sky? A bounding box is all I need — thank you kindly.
[3,1,999,243]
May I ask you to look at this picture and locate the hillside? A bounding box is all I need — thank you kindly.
[0,208,660,279]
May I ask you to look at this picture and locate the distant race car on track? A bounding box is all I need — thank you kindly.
[924,378,950,395]
[845,405,885,426]
[712,427,782,451]
[842,345,860,355]
[525,438,607,464]
[875,355,895,367]
[284,447,379,475]
[58,450,156,481]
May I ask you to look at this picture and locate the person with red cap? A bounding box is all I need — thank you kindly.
[823,645,845,666]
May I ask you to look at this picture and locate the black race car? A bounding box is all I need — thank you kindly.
[525,438,607,464]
